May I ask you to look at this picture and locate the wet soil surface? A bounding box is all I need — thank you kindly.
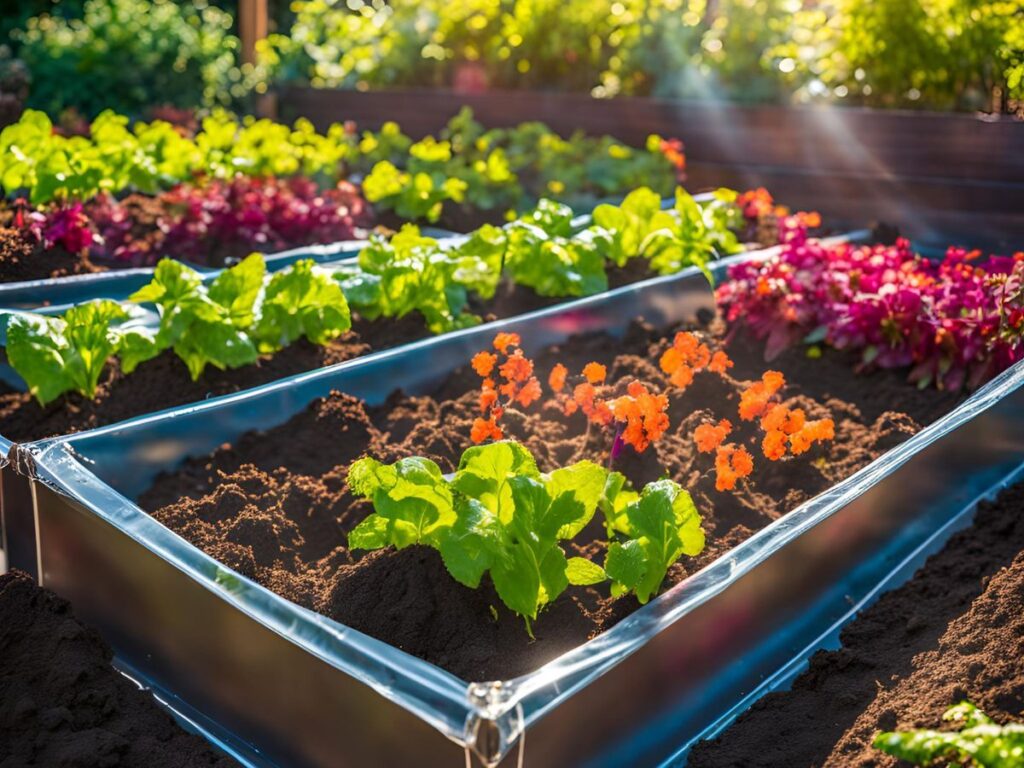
[687,479,1024,767]
[0,314,430,443]
[0,569,237,767]
[0,227,103,283]
[139,321,959,682]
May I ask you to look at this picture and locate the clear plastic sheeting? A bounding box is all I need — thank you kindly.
[19,231,1024,768]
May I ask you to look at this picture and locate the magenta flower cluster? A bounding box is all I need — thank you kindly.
[26,203,95,254]
[716,229,1024,391]
[87,176,372,267]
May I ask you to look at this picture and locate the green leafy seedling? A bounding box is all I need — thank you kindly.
[6,299,128,405]
[874,702,1024,767]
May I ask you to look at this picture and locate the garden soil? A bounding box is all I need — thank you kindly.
[0,569,237,767]
[688,479,1024,767]
[0,227,103,283]
[138,321,959,681]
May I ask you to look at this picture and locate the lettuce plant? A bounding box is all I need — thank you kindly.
[361,160,469,223]
[348,440,705,632]
[590,187,744,277]
[4,254,353,401]
[333,225,498,333]
[0,109,358,205]
[599,477,705,603]
[5,300,129,404]
[874,702,1024,767]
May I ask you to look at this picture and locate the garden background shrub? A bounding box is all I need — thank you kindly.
[263,0,1024,113]
[13,0,255,119]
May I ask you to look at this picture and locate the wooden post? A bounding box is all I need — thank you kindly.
[238,0,276,119]
[238,0,268,66]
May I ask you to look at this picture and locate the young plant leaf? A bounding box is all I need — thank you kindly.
[873,702,1024,767]
[254,258,351,352]
[347,456,455,550]
[604,478,705,603]
[6,300,128,404]
[208,252,266,328]
[566,556,607,586]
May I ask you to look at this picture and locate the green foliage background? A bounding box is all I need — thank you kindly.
[264,0,1023,112]
[4,0,1023,115]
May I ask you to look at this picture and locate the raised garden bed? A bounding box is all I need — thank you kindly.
[16,248,1024,766]
[0,568,238,767]
[0,106,687,288]
[135,321,956,682]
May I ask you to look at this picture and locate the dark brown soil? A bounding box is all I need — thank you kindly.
[375,206,505,235]
[0,314,428,443]
[688,479,1024,768]
[138,322,959,682]
[0,227,103,283]
[0,569,237,767]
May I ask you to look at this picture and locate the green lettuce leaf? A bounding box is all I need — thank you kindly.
[254,259,351,352]
[347,456,455,550]
[6,299,127,404]
[604,478,705,603]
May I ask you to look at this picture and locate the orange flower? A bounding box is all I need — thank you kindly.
[591,400,615,427]
[660,331,719,391]
[732,446,754,476]
[691,344,711,370]
[499,351,534,383]
[798,211,822,228]
[714,444,754,492]
[789,418,835,455]
[515,378,542,407]
[478,388,498,413]
[709,350,733,374]
[694,419,732,453]
[760,405,805,435]
[471,416,504,444]
[670,363,694,389]
[493,332,520,354]
[659,346,683,375]
[573,382,597,414]
[762,430,787,461]
[548,363,568,393]
[763,371,785,393]
[611,382,669,453]
[582,362,607,384]
[738,371,786,421]
[472,351,497,377]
